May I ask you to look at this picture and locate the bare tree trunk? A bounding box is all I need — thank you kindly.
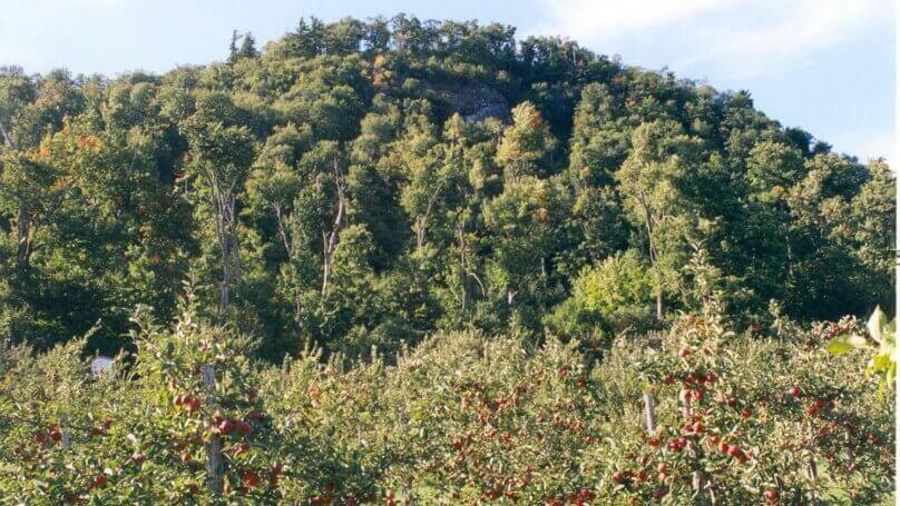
[274,204,292,257]
[457,224,470,311]
[415,217,426,251]
[226,193,241,295]
[321,200,342,295]
[415,183,443,252]
[638,194,665,322]
[321,159,346,295]
[0,121,13,149]
[14,206,31,267]
[785,231,794,278]
[274,204,303,331]
[202,364,224,495]
[206,169,233,314]
[322,231,334,295]
[216,203,230,313]
[221,246,230,312]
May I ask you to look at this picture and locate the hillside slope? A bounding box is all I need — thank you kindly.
[0,15,893,360]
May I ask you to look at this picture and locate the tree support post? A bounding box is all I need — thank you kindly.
[203,363,224,495]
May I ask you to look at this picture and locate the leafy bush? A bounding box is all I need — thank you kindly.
[545,249,655,344]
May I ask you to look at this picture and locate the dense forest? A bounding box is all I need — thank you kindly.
[0,15,895,504]
[0,15,893,359]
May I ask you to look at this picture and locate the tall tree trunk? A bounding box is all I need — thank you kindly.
[0,121,13,149]
[322,231,334,295]
[321,201,342,295]
[226,194,241,296]
[274,204,303,332]
[415,217,426,252]
[220,223,230,313]
[639,196,664,322]
[321,159,346,295]
[457,224,470,311]
[416,182,444,253]
[206,168,237,314]
[785,231,794,278]
[214,195,230,313]
[14,206,32,268]
[274,204,292,258]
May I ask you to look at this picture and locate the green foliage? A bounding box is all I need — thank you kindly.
[496,101,557,179]
[0,15,892,378]
[827,306,896,395]
[0,16,893,503]
[545,249,653,342]
[0,298,893,503]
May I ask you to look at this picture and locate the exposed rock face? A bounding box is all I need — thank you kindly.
[429,82,509,122]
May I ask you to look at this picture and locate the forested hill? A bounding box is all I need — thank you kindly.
[0,16,893,360]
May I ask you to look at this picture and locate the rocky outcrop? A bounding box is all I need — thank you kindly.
[428,82,509,122]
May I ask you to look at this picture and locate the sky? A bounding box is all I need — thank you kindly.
[0,0,894,164]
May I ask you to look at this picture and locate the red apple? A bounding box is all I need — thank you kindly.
[186,396,201,415]
[93,474,108,488]
[241,470,260,488]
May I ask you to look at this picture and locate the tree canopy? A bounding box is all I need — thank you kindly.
[0,16,892,360]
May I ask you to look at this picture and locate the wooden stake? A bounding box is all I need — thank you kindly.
[203,363,224,495]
